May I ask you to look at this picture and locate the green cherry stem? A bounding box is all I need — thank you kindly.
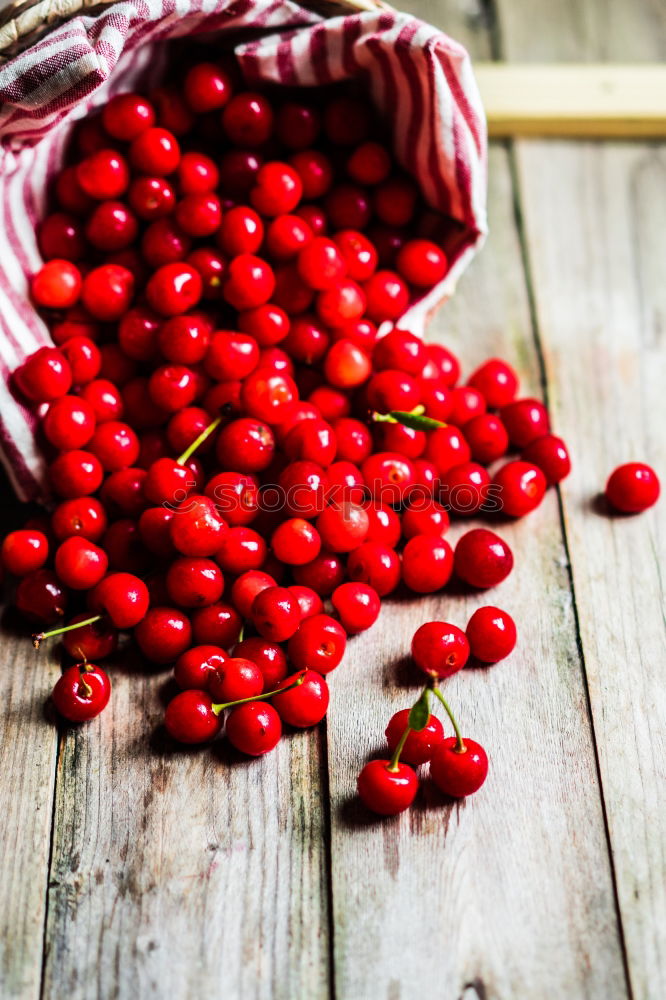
[371,404,446,432]
[211,669,306,716]
[33,614,102,649]
[177,415,222,465]
[387,683,431,772]
[387,724,411,772]
[432,685,466,754]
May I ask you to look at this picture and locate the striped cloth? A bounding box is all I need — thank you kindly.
[0,0,487,500]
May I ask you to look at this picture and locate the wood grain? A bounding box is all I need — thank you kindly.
[40,660,330,1000]
[325,6,628,998]
[0,622,59,1000]
[497,1,666,996]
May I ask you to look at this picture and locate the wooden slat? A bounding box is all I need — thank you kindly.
[497,0,666,996]
[476,64,666,138]
[0,628,59,999]
[41,665,330,998]
[325,2,630,984]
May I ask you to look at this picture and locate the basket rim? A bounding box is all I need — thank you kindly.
[0,0,385,57]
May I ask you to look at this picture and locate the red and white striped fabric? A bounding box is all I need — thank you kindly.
[0,0,487,500]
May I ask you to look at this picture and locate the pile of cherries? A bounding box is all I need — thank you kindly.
[1,58,660,815]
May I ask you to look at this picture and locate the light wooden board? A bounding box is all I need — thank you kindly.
[496,0,666,994]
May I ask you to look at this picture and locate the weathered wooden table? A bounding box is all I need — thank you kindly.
[1,0,665,997]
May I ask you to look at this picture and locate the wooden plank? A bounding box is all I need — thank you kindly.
[325,6,629,996]
[0,616,59,999]
[40,662,330,999]
[475,64,666,138]
[496,1,666,996]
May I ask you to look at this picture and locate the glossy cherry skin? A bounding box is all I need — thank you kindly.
[170,496,227,557]
[89,572,149,628]
[467,358,518,408]
[134,606,192,664]
[429,737,488,797]
[385,709,445,765]
[272,670,329,727]
[225,702,282,756]
[173,645,228,690]
[166,557,224,608]
[16,570,67,624]
[15,347,72,402]
[52,664,111,722]
[346,543,401,597]
[165,690,222,744]
[62,613,118,661]
[251,586,301,642]
[454,529,514,589]
[331,582,380,634]
[500,398,550,448]
[54,536,108,589]
[395,239,447,288]
[464,413,509,465]
[402,535,454,594]
[357,760,418,816]
[1,530,49,576]
[466,605,517,663]
[207,657,264,703]
[230,571,277,619]
[493,461,547,517]
[401,499,449,540]
[411,621,470,678]
[521,434,571,485]
[287,614,347,674]
[191,602,242,648]
[605,462,660,513]
[234,637,288,688]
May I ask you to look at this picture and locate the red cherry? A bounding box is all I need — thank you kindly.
[466,605,517,663]
[52,664,111,722]
[276,102,320,149]
[103,93,155,140]
[59,335,101,384]
[89,420,139,471]
[81,378,124,422]
[51,497,107,543]
[493,460,547,517]
[468,358,519,408]
[174,645,228,690]
[357,760,418,816]
[361,452,415,506]
[205,471,259,526]
[191,602,242,647]
[134,606,192,664]
[605,462,660,513]
[174,192,222,238]
[500,397,550,448]
[16,570,67,624]
[385,709,444,765]
[50,450,104,498]
[395,239,447,287]
[2,530,49,576]
[62,613,117,661]
[464,413,509,465]
[223,254,275,310]
[316,502,369,553]
[521,434,571,485]
[331,582,380,634]
[363,270,409,322]
[290,151,333,200]
[365,502,401,548]
[234,637,288,688]
[225,702,281,756]
[287,613,346,674]
[401,498,449,540]
[448,386,486,426]
[424,425,471,476]
[207,657,264,703]
[298,237,346,291]
[454,529,514,588]
[288,584,324,620]
[165,689,222,744]
[166,557,224,608]
[128,176,175,220]
[411,621,470,679]
[184,62,232,113]
[215,526,266,574]
[347,141,391,185]
[347,542,401,597]
[76,149,129,199]
[39,213,86,261]
[251,585,301,642]
[402,535,454,593]
[272,670,329,727]
[251,161,302,217]
[89,572,149,627]
[292,551,344,597]
[430,737,488,797]
[130,127,180,175]
[16,346,72,401]
[54,536,108,589]
[81,264,134,321]
[170,495,227,557]
[373,176,418,226]
[221,92,274,147]
[270,518,321,566]
[86,200,138,252]
[440,461,491,516]
[146,262,202,316]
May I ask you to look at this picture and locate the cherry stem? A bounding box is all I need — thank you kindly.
[33,614,102,649]
[211,670,306,716]
[177,415,222,465]
[387,725,410,772]
[77,662,93,698]
[432,686,466,753]
[371,404,446,432]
